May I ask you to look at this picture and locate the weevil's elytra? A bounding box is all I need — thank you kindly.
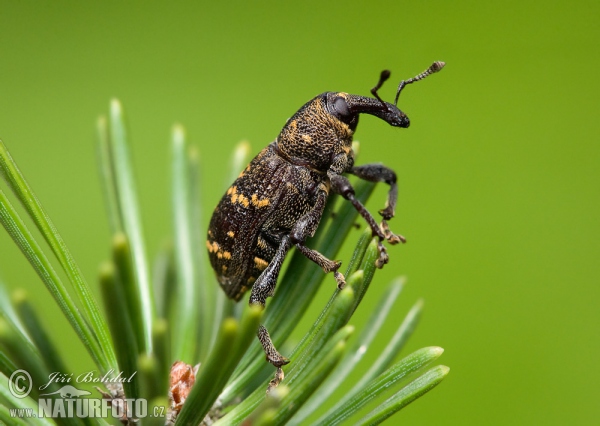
[207,61,445,388]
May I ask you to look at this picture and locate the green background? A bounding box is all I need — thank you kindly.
[1,1,598,424]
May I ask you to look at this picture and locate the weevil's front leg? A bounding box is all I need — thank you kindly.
[250,236,292,373]
[329,171,390,268]
[350,163,405,244]
[290,184,345,288]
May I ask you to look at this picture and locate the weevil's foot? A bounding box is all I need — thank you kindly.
[375,241,389,268]
[266,353,290,368]
[378,206,395,221]
[380,220,406,245]
[330,260,343,272]
[266,367,285,395]
[334,271,346,289]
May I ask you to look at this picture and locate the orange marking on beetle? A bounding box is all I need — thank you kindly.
[251,194,270,208]
[301,134,312,143]
[227,231,235,238]
[221,265,227,273]
[222,251,232,260]
[257,237,268,250]
[206,240,219,253]
[254,257,269,271]
[235,194,249,208]
[247,276,256,285]
[228,186,238,201]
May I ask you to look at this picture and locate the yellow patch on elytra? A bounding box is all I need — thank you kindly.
[247,276,256,285]
[257,237,268,250]
[251,194,270,208]
[206,240,219,253]
[221,265,227,273]
[231,187,248,206]
[222,251,232,260]
[208,229,214,238]
[227,231,235,238]
[254,257,269,271]
[227,186,237,204]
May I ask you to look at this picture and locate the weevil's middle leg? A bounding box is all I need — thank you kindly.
[295,243,346,289]
[290,184,346,288]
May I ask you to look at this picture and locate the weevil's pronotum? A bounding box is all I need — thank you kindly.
[207,61,445,387]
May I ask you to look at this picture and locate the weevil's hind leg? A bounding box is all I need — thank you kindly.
[257,325,288,394]
[250,236,292,306]
[330,173,390,268]
[250,237,291,391]
[257,325,290,368]
[350,164,406,245]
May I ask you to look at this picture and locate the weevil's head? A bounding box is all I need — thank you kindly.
[275,62,444,172]
[323,91,410,130]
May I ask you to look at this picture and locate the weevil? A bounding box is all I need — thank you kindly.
[207,61,445,387]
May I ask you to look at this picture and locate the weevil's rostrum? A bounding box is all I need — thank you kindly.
[207,61,445,380]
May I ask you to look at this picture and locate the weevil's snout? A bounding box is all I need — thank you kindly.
[341,93,410,129]
[379,103,410,128]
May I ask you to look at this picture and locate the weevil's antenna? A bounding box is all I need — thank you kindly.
[371,69,391,111]
[394,61,445,105]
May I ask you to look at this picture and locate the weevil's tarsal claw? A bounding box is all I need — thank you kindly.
[375,241,389,268]
[266,368,285,394]
[380,220,406,245]
[258,325,290,368]
[334,271,346,289]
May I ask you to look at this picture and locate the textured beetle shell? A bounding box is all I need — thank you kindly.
[207,144,328,301]
[208,94,356,301]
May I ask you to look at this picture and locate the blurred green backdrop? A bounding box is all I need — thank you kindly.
[1,1,598,424]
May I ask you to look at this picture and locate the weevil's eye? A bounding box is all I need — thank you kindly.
[332,96,350,118]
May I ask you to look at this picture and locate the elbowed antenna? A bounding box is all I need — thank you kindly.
[394,61,445,105]
[371,69,392,110]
